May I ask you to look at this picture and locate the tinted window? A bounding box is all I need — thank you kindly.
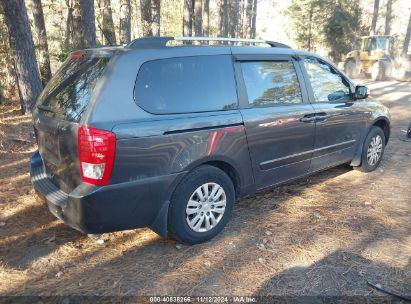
[135,55,238,114]
[304,58,351,102]
[241,61,302,107]
[36,56,109,122]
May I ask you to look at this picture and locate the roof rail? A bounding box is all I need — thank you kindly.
[127,36,291,49]
[127,37,173,48]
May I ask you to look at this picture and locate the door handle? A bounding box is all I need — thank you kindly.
[300,115,316,123]
[315,112,330,122]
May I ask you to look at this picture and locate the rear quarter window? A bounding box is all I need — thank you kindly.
[134,55,238,114]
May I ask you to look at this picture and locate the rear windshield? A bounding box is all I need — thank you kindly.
[36,56,109,122]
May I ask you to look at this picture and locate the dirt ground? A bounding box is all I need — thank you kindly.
[0,80,410,300]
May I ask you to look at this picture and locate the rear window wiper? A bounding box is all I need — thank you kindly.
[37,104,58,113]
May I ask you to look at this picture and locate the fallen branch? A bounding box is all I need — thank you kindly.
[367,280,411,302]
[4,135,31,144]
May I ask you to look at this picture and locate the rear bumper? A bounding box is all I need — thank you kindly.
[30,151,185,236]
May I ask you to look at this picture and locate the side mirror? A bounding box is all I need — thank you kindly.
[354,85,368,99]
[328,90,347,101]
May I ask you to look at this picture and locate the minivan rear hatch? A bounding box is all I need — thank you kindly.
[33,52,110,193]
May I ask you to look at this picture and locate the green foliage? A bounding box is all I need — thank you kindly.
[287,0,326,51]
[0,12,17,101]
[288,0,364,62]
[323,0,363,62]
[57,42,74,63]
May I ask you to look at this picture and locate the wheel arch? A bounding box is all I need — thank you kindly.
[202,160,241,199]
[181,156,243,200]
[151,156,249,237]
[371,117,390,144]
[344,57,358,69]
[350,117,390,167]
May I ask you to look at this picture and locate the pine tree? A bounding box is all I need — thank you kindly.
[218,0,228,37]
[250,0,257,38]
[183,0,193,36]
[228,0,239,38]
[119,0,131,44]
[194,0,202,36]
[1,0,43,114]
[370,0,379,35]
[288,0,325,51]
[384,0,393,35]
[30,0,52,85]
[80,0,97,47]
[403,12,411,56]
[151,0,160,36]
[72,0,96,49]
[323,0,362,62]
[203,0,210,36]
[64,0,74,47]
[99,0,116,45]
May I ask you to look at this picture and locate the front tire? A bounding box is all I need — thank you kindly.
[371,61,390,81]
[355,126,386,172]
[345,60,359,79]
[168,165,235,244]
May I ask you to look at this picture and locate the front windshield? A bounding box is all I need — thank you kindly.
[376,38,390,50]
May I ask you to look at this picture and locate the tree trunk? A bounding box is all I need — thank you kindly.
[119,0,131,44]
[0,22,19,101]
[218,0,224,37]
[1,0,43,114]
[204,0,210,36]
[72,0,83,49]
[403,12,411,56]
[218,0,228,38]
[72,0,96,49]
[245,0,252,38]
[65,0,74,47]
[238,0,244,38]
[183,0,193,36]
[384,0,393,35]
[81,0,97,47]
[98,0,116,45]
[229,0,239,38]
[140,0,153,36]
[151,0,160,36]
[12,59,24,112]
[251,0,257,38]
[30,0,52,86]
[308,3,313,51]
[132,0,139,37]
[194,0,202,36]
[370,0,379,35]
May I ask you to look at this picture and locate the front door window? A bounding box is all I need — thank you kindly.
[304,58,351,103]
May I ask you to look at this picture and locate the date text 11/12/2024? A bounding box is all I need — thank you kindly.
[148,296,257,303]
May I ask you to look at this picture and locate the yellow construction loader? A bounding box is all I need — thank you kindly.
[341,35,411,81]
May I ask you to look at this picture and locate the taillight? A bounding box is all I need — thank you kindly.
[71,51,86,59]
[78,125,116,186]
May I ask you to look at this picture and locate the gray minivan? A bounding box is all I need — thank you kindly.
[30,37,390,244]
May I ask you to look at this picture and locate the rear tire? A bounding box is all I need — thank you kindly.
[168,165,235,244]
[354,126,386,172]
